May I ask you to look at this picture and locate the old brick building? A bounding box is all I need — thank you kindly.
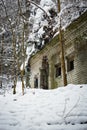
[29,11,87,89]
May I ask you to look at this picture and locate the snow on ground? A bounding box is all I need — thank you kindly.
[0,83,87,130]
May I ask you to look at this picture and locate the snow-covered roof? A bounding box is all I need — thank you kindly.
[27,0,87,56]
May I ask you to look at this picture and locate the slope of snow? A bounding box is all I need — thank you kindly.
[0,83,87,130]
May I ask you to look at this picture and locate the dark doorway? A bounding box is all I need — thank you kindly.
[40,56,49,89]
[34,76,38,88]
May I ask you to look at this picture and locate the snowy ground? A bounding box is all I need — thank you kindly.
[0,82,87,130]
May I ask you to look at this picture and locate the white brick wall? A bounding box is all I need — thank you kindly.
[30,12,87,89]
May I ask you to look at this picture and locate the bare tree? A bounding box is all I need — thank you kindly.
[57,0,67,86]
[0,0,31,95]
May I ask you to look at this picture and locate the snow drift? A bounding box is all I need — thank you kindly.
[0,83,87,130]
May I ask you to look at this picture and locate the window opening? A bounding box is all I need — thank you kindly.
[67,57,74,72]
[55,64,61,77]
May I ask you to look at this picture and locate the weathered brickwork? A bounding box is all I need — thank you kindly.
[30,11,87,89]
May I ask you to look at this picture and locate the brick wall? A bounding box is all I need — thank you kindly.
[30,11,87,89]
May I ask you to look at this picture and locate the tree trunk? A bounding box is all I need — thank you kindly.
[21,70,24,95]
[57,0,67,86]
[13,77,17,94]
[21,22,26,95]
